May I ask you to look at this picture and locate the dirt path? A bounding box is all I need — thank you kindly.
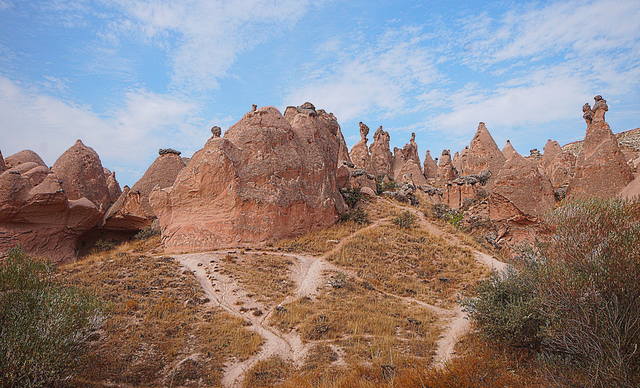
[173,200,508,386]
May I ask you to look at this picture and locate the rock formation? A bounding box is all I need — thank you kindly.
[4,150,46,169]
[435,150,457,184]
[540,139,575,189]
[502,140,519,160]
[211,126,222,138]
[423,150,438,180]
[103,149,186,231]
[0,150,102,262]
[368,126,393,178]
[336,127,352,164]
[150,103,345,253]
[104,168,122,203]
[568,96,633,199]
[460,122,505,176]
[349,122,370,169]
[489,152,555,218]
[0,150,5,173]
[392,133,427,185]
[620,174,640,200]
[51,140,113,211]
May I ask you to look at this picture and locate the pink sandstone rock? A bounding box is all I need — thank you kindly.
[423,150,438,180]
[336,127,352,164]
[501,140,520,160]
[540,139,575,188]
[620,173,640,200]
[435,150,457,184]
[103,149,185,231]
[5,150,46,169]
[568,96,633,199]
[392,133,427,185]
[368,126,393,178]
[349,122,370,169]
[150,103,345,253]
[460,122,505,176]
[103,168,122,204]
[51,140,113,211]
[491,153,555,218]
[0,150,5,173]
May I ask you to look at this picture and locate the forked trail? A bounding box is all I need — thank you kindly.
[174,200,507,387]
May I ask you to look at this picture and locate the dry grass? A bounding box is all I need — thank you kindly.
[360,197,401,221]
[59,239,262,387]
[243,356,295,388]
[218,252,295,305]
[327,223,487,307]
[270,272,440,371]
[275,221,364,254]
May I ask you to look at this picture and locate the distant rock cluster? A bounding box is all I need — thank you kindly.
[2,95,639,261]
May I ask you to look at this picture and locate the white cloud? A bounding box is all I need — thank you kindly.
[285,27,441,122]
[0,0,12,10]
[0,76,207,185]
[110,0,318,90]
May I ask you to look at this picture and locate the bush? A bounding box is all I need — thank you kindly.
[431,204,463,227]
[134,225,161,240]
[376,179,397,195]
[341,188,364,208]
[0,248,103,387]
[465,199,640,387]
[392,211,416,228]
[92,239,117,252]
[339,208,369,224]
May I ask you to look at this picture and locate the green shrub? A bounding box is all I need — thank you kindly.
[392,211,416,228]
[0,247,103,387]
[464,199,640,387]
[339,208,369,224]
[431,204,464,227]
[341,188,364,208]
[376,179,397,195]
[134,225,161,240]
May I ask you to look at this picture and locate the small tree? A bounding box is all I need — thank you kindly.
[0,248,104,387]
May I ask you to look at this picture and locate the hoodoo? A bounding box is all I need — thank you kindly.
[460,122,506,176]
[368,125,393,178]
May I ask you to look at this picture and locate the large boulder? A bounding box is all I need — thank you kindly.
[459,122,505,176]
[368,126,393,178]
[103,149,186,230]
[51,140,113,211]
[5,150,46,169]
[0,152,101,262]
[349,122,370,169]
[568,96,633,199]
[490,153,555,218]
[150,104,345,253]
[392,133,427,185]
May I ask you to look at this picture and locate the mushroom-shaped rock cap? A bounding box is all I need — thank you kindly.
[5,149,46,169]
[159,148,182,156]
[211,126,222,138]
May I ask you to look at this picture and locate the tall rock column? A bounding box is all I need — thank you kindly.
[392,133,427,185]
[368,126,393,178]
[423,150,438,179]
[349,122,371,169]
[568,96,633,198]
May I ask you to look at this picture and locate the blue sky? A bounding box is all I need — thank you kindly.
[1,0,639,186]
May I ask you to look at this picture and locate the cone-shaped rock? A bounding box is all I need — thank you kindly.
[540,139,575,188]
[337,127,352,163]
[423,150,438,179]
[349,122,370,169]
[51,140,112,211]
[568,96,633,198]
[368,126,393,178]
[436,150,457,184]
[103,168,122,203]
[502,140,520,160]
[460,122,505,176]
[5,150,46,169]
[104,149,185,230]
[392,133,427,185]
[150,104,345,253]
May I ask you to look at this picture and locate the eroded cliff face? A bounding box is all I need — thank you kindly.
[150,103,345,253]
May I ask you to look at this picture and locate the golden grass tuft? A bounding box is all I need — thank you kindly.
[327,223,488,307]
[275,221,364,254]
[243,356,294,388]
[59,241,262,387]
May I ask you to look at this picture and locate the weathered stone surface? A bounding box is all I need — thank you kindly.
[0,150,5,173]
[0,166,101,262]
[51,140,112,211]
[5,150,46,169]
[103,152,185,230]
[491,153,555,218]
[159,148,181,156]
[368,126,393,178]
[423,150,438,180]
[540,139,575,188]
[568,96,633,199]
[349,122,370,169]
[150,104,345,253]
[211,126,222,138]
[336,127,352,164]
[620,173,640,200]
[444,180,479,209]
[435,150,457,184]
[104,168,122,204]
[392,133,427,185]
[501,140,519,160]
[459,122,505,176]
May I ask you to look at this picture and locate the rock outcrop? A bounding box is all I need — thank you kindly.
[51,140,113,212]
[568,96,633,199]
[459,122,505,176]
[0,150,101,262]
[104,168,122,203]
[620,173,640,200]
[435,150,457,184]
[150,104,345,253]
[392,133,427,185]
[349,122,370,169]
[0,150,5,173]
[103,149,186,231]
[502,140,519,160]
[540,139,575,189]
[368,126,393,178]
[5,150,46,169]
[423,150,438,180]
